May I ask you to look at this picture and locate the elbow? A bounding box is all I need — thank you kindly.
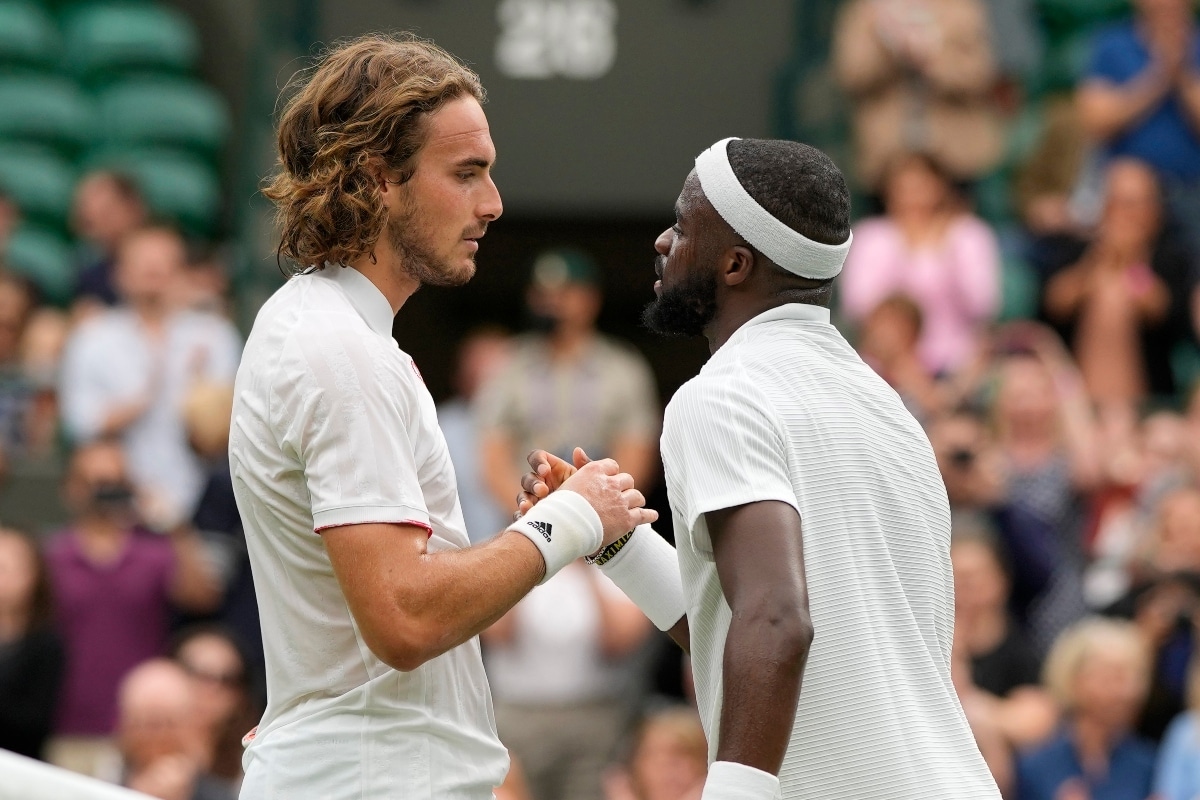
[367,625,449,673]
[739,597,814,664]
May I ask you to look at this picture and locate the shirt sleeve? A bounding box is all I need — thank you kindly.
[661,375,797,549]
[278,326,431,533]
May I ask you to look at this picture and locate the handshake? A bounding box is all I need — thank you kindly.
[505,447,657,584]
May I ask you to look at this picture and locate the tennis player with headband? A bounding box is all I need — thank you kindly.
[518,137,1001,799]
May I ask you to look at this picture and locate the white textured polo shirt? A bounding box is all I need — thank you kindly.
[230,265,507,799]
[661,303,999,799]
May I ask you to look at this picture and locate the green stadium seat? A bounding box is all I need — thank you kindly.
[1036,0,1129,43]
[61,2,200,81]
[0,1,59,69]
[0,144,76,229]
[2,224,75,305]
[0,75,94,152]
[97,77,230,156]
[1035,28,1102,96]
[83,148,220,236]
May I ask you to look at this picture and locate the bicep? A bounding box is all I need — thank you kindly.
[707,501,807,614]
[322,522,433,660]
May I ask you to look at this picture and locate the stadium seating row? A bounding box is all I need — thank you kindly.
[0,0,229,302]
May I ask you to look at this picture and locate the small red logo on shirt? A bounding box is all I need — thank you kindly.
[410,359,423,381]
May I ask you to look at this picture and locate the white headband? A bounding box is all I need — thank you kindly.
[694,137,852,280]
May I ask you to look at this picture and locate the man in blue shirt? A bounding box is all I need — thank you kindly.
[1078,0,1200,254]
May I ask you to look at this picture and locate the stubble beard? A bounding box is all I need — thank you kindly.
[385,203,477,289]
[641,257,717,337]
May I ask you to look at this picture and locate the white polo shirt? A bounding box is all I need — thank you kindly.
[661,304,999,799]
[230,265,508,800]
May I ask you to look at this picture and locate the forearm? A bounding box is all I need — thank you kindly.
[1078,77,1171,141]
[380,531,545,670]
[714,613,811,773]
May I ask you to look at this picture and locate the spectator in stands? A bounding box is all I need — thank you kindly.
[1106,487,1200,742]
[840,152,1001,375]
[481,561,654,800]
[0,527,64,760]
[478,247,659,514]
[115,659,235,800]
[176,246,233,319]
[928,407,1007,516]
[1017,618,1156,800]
[43,440,219,778]
[989,326,1100,654]
[59,225,242,530]
[1077,0,1200,254]
[180,380,263,699]
[855,294,948,422]
[70,171,147,312]
[169,626,257,794]
[437,326,513,544]
[832,0,1004,195]
[1043,159,1196,407]
[604,706,708,800]
[18,305,69,461]
[1154,654,1200,800]
[951,528,1059,750]
[0,271,40,466]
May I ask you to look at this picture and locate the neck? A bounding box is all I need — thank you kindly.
[548,326,593,360]
[706,296,825,354]
[1072,715,1124,775]
[76,516,131,562]
[132,298,168,326]
[347,245,420,316]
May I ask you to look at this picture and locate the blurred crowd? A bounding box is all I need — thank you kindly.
[3,1,1200,799]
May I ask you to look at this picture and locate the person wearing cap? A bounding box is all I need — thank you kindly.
[477,247,660,519]
[475,249,660,800]
[518,138,1000,799]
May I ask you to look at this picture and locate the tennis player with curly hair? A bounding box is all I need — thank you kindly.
[231,34,656,799]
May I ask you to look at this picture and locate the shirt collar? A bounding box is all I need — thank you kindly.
[716,303,831,354]
[320,265,396,337]
[731,302,830,338]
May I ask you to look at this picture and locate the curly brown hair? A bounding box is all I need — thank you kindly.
[263,33,484,273]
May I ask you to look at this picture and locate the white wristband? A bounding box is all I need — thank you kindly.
[701,761,782,800]
[507,491,603,584]
[597,525,687,631]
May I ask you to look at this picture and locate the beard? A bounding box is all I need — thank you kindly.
[641,257,717,337]
[385,203,478,288]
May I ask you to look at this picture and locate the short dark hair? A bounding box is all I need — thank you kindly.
[726,138,851,247]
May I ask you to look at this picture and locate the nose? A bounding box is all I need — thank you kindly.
[479,175,503,222]
[654,228,672,255]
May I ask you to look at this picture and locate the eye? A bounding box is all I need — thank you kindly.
[671,224,682,235]
[457,171,474,182]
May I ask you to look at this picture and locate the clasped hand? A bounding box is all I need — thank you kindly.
[514,447,655,549]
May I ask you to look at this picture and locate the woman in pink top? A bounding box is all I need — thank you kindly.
[840,152,1001,375]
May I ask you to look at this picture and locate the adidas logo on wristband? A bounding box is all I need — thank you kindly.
[525,520,553,542]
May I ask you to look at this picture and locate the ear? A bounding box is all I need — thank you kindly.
[722,244,756,287]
